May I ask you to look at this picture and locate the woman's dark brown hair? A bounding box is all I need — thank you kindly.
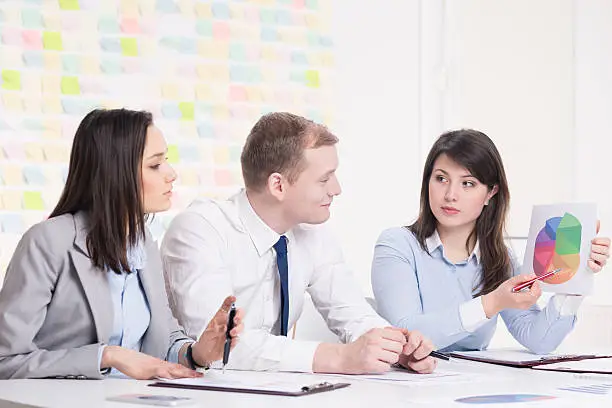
[50,108,152,274]
[409,129,511,296]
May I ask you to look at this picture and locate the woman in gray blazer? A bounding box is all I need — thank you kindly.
[0,109,243,380]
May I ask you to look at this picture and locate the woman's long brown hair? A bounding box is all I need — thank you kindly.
[409,129,511,296]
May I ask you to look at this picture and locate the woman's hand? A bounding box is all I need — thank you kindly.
[481,274,542,318]
[102,346,201,379]
[190,295,244,367]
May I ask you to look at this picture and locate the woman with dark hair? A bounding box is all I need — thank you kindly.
[371,129,609,354]
[0,108,243,379]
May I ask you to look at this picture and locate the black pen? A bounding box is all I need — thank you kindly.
[430,350,450,361]
[222,303,236,374]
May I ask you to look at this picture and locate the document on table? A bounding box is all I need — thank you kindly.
[533,358,612,374]
[321,367,466,383]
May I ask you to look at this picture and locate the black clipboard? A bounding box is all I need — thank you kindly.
[149,380,350,397]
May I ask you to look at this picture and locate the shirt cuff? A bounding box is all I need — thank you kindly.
[552,294,584,316]
[459,297,490,332]
[98,344,111,375]
[278,340,321,373]
[168,339,193,364]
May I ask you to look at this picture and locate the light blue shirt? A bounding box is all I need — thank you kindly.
[101,243,187,376]
[371,227,577,354]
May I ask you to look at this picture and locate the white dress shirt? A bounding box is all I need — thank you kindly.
[161,190,388,372]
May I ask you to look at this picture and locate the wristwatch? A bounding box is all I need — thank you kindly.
[184,342,210,370]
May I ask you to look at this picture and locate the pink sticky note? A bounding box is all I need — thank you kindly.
[3,144,26,160]
[2,28,22,46]
[122,59,141,74]
[293,0,306,8]
[214,170,234,186]
[244,44,259,60]
[244,7,260,23]
[121,18,140,34]
[22,31,43,49]
[61,15,80,31]
[228,85,247,102]
[212,22,231,41]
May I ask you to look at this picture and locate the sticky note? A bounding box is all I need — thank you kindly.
[100,38,121,52]
[42,96,63,114]
[167,145,179,163]
[161,83,179,99]
[23,166,46,185]
[228,85,248,102]
[196,20,212,36]
[2,164,23,186]
[213,147,230,165]
[178,145,200,161]
[1,27,21,46]
[120,37,138,56]
[23,97,43,114]
[22,8,43,28]
[23,191,45,210]
[59,0,80,10]
[61,54,80,73]
[43,53,62,70]
[122,59,141,74]
[261,27,279,42]
[100,58,121,74]
[121,17,140,34]
[25,143,45,161]
[214,170,234,186]
[178,169,199,186]
[212,22,230,41]
[22,30,43,49]
[81,56,100,74]
[229,4,243,19]
[60,76,80,95]
[212,2,231,19]
[178,102,194,120]
[2,70,21,90]
[43,144,69,162]
[197,123,214,138]
[3,145,25,160]
[305,0,318,9]
[23,51,44,67]
[120,0,139,16]
[194,2,212,17]
[0,215,25,234]
[98,16,119,33]
[42,31,62,50]
[260,8,276,24]
[229,146,242,161]
[229,43,246,61]
[305,70,320,88]
[161,103,181,119]
[291,51,308,65]
[2,94,23,111]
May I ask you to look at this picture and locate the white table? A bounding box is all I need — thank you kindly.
[1,359,611,407]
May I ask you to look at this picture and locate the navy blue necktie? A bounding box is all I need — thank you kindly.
[273,235,289,336]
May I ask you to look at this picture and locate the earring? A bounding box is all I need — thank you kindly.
[484,200,489,206]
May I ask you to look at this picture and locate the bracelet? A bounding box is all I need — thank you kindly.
[184,343,209,370]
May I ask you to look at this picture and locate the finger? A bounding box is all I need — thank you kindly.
[597,220,601,234]
[379,338,404,354]
[588,259,605,272]
[411,339,435,361]
[218,295,236,313]
[379,327,407,344]
[406,357,437,374]
[591,242,611,254]
[590,251,609,265]
[402,332,423,356]
[233,309,245,324]
[367,360,391,374]
[229,322,244,337]
[375,348,401,365]
[167,364,201,379]
[529,282,542,299]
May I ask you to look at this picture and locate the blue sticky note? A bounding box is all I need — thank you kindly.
[62,54,80,74]
[156,0,178,13]
[195,102,213,117]
[22,119,45,130]
[246,67,261,83]
[290,70,304,84]
[61,99,82,114]
[260,9,276,24]
[161,103,182,119]
[177,38,196,54]
[319,35,333,47]
[0,215,25,234]
[276,10,292,25]
[229,146,242,161]
[178,145,200,161]
[21,8,43,28]
[22,166,46,185]
[211,2,231,19]
[100,58,121,74]
[229,44,246,61]
[291,51,308,65]
[22,51,44,67]
[230,66,247,82]
[197,123,214,138]
[307,32,319,46]
[0,9,4,23]
[100,38,121,53]
[98,17,119,34]
[261,27,278,42]
[196,20,213,36]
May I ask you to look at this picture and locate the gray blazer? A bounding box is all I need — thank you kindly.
[0,212,192,379]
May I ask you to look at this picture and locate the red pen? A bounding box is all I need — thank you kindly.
[512,268,562,293]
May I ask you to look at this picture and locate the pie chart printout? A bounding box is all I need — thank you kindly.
[533,212,581,284]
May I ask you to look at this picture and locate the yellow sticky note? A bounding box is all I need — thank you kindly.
[61,76,80,95]
[245,86,263,102]
[213,147,230,165]
[179,169,199,186]
[2,191,23,210]
[23,97,43,114]
[42,75,61,94]
[44,144,69,162]
[2,165,23,185]
[305,70,320,88]
[2,94,23,111]
[42,96,63,114]
[25,143,45,161]
[23,191,45,210]
[59,0,80,10]
[167,145,179,163]
[195,2,212,17]
[195,83,212,100]
[81,56,100,75]
[43,31,63,50]
[161,83,179,99]
[177,0,194,15]
[178,102,194,120]
[120,0,139,16]
[212,106,230,120]
[1,70,21,90]
[120,37,138,56]
[43,53,62,70]
[43,14,62,30]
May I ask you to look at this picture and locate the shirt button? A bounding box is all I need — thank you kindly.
[76,375,87,380]
[66,375,76,380]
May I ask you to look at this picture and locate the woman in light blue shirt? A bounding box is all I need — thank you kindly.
[0,109,243,379]
[372,129,610,354]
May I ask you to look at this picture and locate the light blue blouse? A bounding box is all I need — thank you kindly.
[371,227,577,354]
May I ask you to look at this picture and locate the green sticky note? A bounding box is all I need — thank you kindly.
[167,145,179,163]
[43,31,63,51]
[120,37,138,56]
[2,70,21,90]
[305,70,320,88]
[178,102,195,120]
[23,191,44,210]
[59,0,80,10]
[61,76,80,95]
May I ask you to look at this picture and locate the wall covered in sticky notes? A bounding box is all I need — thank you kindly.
[0,0,334,277]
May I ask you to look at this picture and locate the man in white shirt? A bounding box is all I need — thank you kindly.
[161,112,436,374]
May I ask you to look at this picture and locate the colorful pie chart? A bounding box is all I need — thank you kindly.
[533,212,582,284]
[456,394,556,404]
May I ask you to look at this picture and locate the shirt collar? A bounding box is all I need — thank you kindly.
[426,230,481,264]
[237,189,291,257]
